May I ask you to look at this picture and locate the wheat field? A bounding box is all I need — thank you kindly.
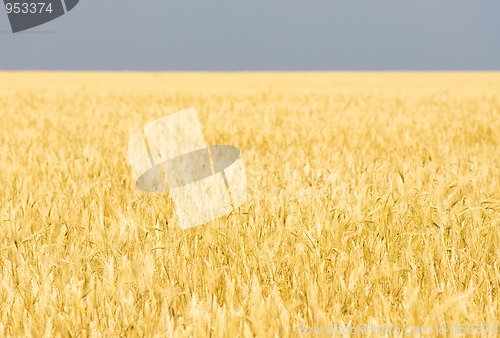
[0,72,499,337]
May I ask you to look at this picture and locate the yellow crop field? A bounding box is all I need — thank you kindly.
[0,72,499,337]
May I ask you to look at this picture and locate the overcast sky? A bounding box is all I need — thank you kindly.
[1,0,499,71]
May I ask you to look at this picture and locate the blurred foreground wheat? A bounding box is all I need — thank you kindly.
[0,72,499,337]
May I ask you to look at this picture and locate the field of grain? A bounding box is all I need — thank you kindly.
[0,72,499,336]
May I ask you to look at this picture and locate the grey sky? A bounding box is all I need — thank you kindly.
[1,0,499,71]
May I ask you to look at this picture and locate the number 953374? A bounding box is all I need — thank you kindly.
[5,2,54,14]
